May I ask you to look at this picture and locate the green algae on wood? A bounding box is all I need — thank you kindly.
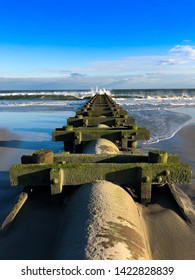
[32,149,54,164]
[148,150,168,163]
[9,160,192,203]
[21,151,181,165]
[52,126,150,152]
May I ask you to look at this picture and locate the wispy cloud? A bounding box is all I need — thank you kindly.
[160,45,195,65]
[1,44,195,89]
[70,73,86,78]
[171,45,195,59]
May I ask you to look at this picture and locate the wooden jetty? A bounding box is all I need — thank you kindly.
[52,93,150,152]
[8,93,192,208]
[1,93,192,230]
[10,149,191,205]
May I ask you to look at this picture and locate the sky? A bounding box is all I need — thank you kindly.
[1,0,195,90]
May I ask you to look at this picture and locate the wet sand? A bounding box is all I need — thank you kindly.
[141,122,195,259]
[0,122,195,259]
[0,129,20,171]
[142,123,195,206]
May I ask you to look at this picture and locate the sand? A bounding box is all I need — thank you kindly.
[0,123,195,259]
[0,129,20,171]
[141,123,195,259]
[82,138,120,154]
[55,180,150,260]
[142,123,195,207]
[141,186,195,259]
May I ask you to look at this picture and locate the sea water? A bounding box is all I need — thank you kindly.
[0,89,195,148]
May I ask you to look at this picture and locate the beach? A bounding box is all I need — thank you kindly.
[0,101,195,259]
[1,0,195,266]
[141,121,195,259]
[142,122,195,207]
[0,120,195,259]
[0,127,64,259]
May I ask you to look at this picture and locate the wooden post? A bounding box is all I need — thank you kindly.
[33,150,54,164]
[1,191,28,230]
[121,132,128,150]
[50,168,64,203]
[140,168,152,204]
[148,150,168,163]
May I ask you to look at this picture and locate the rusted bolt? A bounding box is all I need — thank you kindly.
[51,178,59,185]
[157,176,163,183]
[76,115,83,119]
[165,169,171,176]
[64,125,73,131]
[142,176,151,183]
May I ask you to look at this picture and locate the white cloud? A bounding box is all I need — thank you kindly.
[2,44,195,89]
[160,57,185,65]
[160,45,195,65]
[170,45,195,59]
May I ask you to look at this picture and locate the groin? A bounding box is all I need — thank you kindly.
[1,93,193,260]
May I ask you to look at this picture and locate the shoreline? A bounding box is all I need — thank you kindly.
[141,119,195,259]
[0,129,21,171]
[143,121,195,171]
[1,117,195,259]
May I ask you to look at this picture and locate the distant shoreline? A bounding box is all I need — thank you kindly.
[0,95,83,100]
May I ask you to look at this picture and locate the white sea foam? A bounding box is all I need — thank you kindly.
[0,87,111,99]
[144,119,192,144]
[0,101,69,107]
[114,96,195,111]
[0,89,194,145]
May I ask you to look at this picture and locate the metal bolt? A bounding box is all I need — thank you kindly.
[142,176,151,183]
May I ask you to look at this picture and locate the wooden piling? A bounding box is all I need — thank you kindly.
[1,191,28,231]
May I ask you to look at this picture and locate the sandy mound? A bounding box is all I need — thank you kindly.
[83,138,120,154]
[141,184,195,260]
[55,180,150,260]
[96,124,109,128]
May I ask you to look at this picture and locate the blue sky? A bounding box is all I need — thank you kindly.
[1,0,195,89]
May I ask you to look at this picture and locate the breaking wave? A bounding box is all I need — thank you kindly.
[0,88,195,144]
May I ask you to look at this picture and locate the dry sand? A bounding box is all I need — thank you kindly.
[141,123,195,259]
[141,186,195,259]
[0,125,195,260]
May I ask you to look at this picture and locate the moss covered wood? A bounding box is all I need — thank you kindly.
[52,127,150,152]
[32,149,54,164]
[52,93,150,151]
[148,150,168,163]
[75,93,128,118]
[67,116,135,127]
[21,151,181,165]
[9,162,192,203]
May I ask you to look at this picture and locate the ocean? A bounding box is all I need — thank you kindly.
[0,88,194,148]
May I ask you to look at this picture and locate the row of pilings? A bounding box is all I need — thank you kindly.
[1,93,192,259]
